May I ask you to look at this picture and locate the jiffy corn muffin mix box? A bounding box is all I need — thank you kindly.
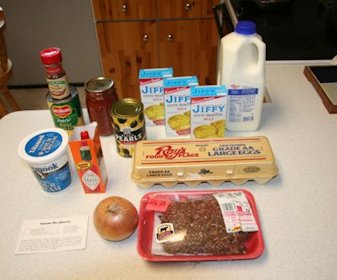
[139,68,173,127]
[191,85,227,139]
[163,76,198,137]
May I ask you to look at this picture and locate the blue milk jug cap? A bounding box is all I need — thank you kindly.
[235,21,256,35]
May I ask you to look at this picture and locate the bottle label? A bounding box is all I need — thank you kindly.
[81,169,100,191]
[228,87,259,123]
[47,75,70,99]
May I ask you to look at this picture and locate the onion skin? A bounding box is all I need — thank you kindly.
[93,196,138,241]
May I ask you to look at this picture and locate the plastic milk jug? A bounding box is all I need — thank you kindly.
[218,21,266,131]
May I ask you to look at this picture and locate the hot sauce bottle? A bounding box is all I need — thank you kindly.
[79,130,101,192]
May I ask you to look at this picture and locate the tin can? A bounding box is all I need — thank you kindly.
[85,77,118,136]
[111,98,146,158]
[47,86,84,135]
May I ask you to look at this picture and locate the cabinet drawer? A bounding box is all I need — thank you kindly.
[96,21,158,98]
[158,19,218,85]
[157,0,218,19]
[92,0,157,21]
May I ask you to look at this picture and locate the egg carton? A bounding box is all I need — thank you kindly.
[131,136,278,188]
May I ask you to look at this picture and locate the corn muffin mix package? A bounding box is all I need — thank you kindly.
[191,85,227,139]
[139,68,173,127]
[163,76,198,137]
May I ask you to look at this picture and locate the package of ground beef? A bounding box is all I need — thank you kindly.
[137,189,265,262]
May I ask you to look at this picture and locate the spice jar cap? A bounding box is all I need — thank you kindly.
[40,47,63,65]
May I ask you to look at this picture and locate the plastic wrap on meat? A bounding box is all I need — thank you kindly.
[159,196,249,255]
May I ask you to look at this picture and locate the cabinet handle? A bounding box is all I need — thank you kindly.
[143,34,149,41]
[185,2,192,11]
[167,34,174,41]
[121,4,128,12]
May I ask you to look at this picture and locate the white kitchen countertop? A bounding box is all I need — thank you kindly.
[0,63,336,280]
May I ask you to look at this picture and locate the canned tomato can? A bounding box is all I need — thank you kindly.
[85,77,118,136]
[47,86,84,135]
[111,98,146,158]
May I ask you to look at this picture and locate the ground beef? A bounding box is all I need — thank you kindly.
[159,196,249,255]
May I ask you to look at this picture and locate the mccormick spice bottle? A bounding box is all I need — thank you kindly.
[85,77,118,136]
[40,47,70,100]
[40,47,84,135]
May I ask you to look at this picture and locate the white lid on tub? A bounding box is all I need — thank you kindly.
[18,128,69,165]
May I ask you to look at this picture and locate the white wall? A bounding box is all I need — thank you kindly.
[2,0,102,86]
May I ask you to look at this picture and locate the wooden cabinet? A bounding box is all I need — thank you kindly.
[92,0,219,99]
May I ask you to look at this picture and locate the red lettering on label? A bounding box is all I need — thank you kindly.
[154,145,198,160]
[52,105,72,118]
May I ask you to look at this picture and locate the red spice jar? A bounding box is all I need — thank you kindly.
[85,77,118,136]
[40,47,70,100]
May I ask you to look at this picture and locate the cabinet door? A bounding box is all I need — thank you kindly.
[158,19,218,85]
[96,21,158,98]
[157,0,218,19]
[92,0,156,21]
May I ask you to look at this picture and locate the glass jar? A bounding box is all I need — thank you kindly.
[40,47,70,100]
[85,77,118,136]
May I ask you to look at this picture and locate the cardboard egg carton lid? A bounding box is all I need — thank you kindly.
[131,136,278,188]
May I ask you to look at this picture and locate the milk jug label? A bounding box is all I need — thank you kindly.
[228,86,259,123]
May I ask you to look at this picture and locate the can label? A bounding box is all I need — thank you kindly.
[48,89,84,135]
[112,114,146,158]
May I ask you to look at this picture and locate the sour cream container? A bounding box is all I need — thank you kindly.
[18,128,71,192]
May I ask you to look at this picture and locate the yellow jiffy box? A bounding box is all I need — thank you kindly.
[191,85,227,139]
[139,68,173,127]
[163,76,198,137]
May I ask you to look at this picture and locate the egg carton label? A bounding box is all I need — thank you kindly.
[131,136,278,188]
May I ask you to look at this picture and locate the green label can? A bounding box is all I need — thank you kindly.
[47,86,84,135]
